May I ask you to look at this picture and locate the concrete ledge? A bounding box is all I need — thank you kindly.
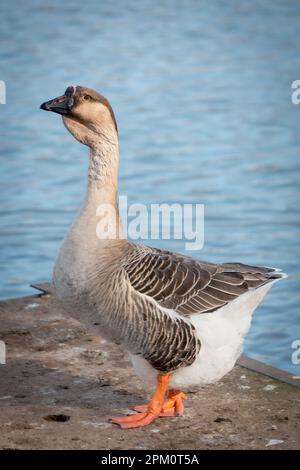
[237,356,300,389]
[0,286,299,450]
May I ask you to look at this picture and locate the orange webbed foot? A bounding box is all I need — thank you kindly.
[134,390,187,417]
[111,411,157,429]
[111,373,174,429]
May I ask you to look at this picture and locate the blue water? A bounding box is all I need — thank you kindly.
[0,0,299,375]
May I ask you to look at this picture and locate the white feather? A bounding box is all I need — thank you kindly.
[130,281,276,390]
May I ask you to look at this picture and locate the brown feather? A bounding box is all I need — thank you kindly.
[124,245,279,317]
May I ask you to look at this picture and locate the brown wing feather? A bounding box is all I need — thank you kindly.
[124,246,279,315]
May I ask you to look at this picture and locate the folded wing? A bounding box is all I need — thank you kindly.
[124,246,282,316]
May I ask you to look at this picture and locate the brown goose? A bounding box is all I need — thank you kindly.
[40,86,286,429]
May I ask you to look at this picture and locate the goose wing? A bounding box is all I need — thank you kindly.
[124,246,281,315]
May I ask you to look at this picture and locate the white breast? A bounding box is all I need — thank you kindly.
[53,196,103,300]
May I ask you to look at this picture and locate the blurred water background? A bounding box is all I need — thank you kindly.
[0,0,299,374]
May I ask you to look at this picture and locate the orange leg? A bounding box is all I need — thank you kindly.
[111,374,171,429]
[134,389,187,417]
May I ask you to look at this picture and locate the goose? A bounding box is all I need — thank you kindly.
[40,86,286,429]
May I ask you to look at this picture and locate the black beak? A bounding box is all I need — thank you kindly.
[40,94,72,115]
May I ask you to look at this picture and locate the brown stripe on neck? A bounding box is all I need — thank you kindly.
[98,96,118,134]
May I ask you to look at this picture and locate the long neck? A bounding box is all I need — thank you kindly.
[88,139,119,206]
[74,136,124,244]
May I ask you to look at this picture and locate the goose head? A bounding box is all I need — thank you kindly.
[40,86,118,148]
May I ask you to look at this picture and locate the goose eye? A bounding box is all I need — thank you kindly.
[83,95,91,101]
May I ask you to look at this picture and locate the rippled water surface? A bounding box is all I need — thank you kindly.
[0,0,300,374]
